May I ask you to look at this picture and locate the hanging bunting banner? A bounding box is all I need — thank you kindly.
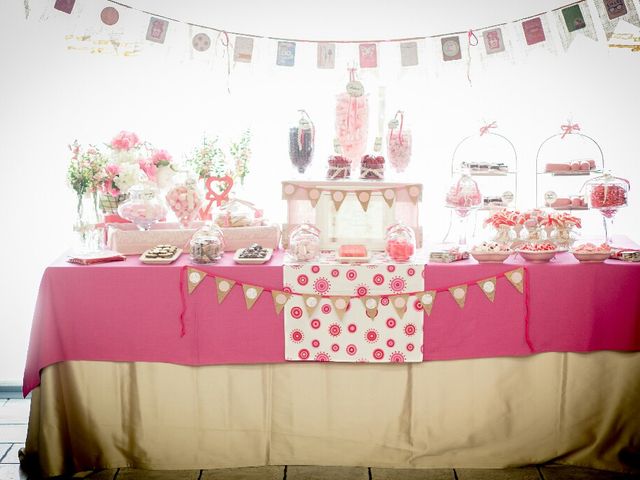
[242,284,264,310]
[522,16,547,46]
[215,277,236,303]
[449,285,468,309]
[359,43,378,68]
[594,0,640,39]
[400,41,419,66]
[483,27,506,54]
[420,291,436,316]
[100,6,119,26]
[554,1,598,50]
[356,191,372,212]
[187,268,207,294]
[361,296,380,319]
[192,33,211,52]
[54,0,75,14]
[331,190,347,212]
[146,17,169,44]
[234,36,254,62]
[383,189,396,208]
[391,294,409,319]
[302,294,321,316]
[505,268,525,294]
[441,36,462,61]
[330,296,351,320]
[272,290,291,314]
[317,42,336,69]
[477,277,497,302]
[276,41,296,66]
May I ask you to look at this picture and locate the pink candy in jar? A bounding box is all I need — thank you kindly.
[335,71,368,166]
[385,223,416,262]
[590,185,627,209]
[166,179,202,228]
[288,223,321,262]
[117,184,167,231]
[445,174,482,209]
[387,111,412,173]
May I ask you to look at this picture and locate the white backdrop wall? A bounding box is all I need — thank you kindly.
[1,0,639,384]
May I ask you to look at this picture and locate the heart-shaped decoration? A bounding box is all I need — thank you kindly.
[199,175,234,220]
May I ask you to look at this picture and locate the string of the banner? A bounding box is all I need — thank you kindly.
[105,0,588,45]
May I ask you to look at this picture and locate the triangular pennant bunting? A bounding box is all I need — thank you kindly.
[383,189,396,208]
[477,277,497,302]
[357,191,372,212]
[408,185,421,204]
[242,284,264,310]
[282,182,296,199]
[331,190,347,211]
[330,296,350,320]
[215,277,236,304]
[302,295,321,316]
[420,290,436,316]
[308,188,321,208]
[360,296,380,319]
[187,268,207,294]
[449,285,468,309]
[505,268,524,294]
[391,294,409,319]
[271,290,291,315]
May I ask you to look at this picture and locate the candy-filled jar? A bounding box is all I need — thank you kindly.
[288,223,321,262]
[327,154,351,180]
[445,173,482,212]
[585,172,630,243]
[360,154,385,180]
[165,176,202,228]
[289,110,315,174]
[387,111,412,173]
[117,183,166,231]
[214,198,264,228]
[335,69,368,166]
[190,223,224,264]
[385,223,416,262]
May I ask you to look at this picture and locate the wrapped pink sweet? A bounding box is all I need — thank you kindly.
[166,179,202,228]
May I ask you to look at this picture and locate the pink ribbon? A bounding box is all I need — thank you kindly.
[479,121,497,136]
[388,110,404,146]
[560,123,580,139]
[467,29,478,46]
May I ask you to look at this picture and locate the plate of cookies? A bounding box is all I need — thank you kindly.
[233,244,273,265]
[140,245,182,264]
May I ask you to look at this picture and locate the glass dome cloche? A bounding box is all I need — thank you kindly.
[287,223,321,262]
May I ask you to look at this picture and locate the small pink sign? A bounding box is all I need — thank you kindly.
[522,17,546,45]
[359,43,378,68]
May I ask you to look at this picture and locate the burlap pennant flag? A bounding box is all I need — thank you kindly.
[330,296,350,320]
[187,268,207,294]
[477,277,497,302]
[308,188,321,208]
[419,290,436,316]
[505,268,524,294]
[391,294,409,319]
[331,190,347,211]
[356,191,372,212]
[408,185,421,205]
[382,189,396,208]
[215,277,236,304]
[360,296,380,319]
[282,182,296,199]
[302,295,321,316]
[271,290,291,315]
[449,285,468,309]
[242,284,264,310]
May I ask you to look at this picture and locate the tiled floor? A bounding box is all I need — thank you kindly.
[1,398,638,480]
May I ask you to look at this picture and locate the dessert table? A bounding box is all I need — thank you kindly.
[22,246,640,477]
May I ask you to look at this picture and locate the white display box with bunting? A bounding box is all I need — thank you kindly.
[282,180,422,251]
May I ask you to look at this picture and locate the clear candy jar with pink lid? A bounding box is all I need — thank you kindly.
[385,222,416,262]
[288,223,321,262]
[117,183,167,231]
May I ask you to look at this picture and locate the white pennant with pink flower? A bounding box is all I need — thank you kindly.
[283,262,425,363]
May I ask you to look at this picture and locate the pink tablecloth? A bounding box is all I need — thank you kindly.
[23,248,640,396]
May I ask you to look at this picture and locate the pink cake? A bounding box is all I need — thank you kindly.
[338,244,368,257]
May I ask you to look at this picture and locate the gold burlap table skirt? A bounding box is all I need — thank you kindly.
[23,352,640,477]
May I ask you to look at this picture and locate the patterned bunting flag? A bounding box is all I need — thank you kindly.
[449,285,468,309]
[308,188,321,208]
[595,0,640,40]
[382,189,396,208]
[331,190,347,212]
[361,296,380,320]
[187,268,207,294]
[408,185,421,204]
[302,295,321,316]
[477,277,497,302]
[483,27,506,54]
[441,36,462,61]
[234,36,254,62]
[242,284,264,310]
[276,41,296,66]
[505,268,524,294]
[555,2,598,50]
[357,191,372,212]
[282,183,296,199]
[271,290,291,315]
[419,291,436,316]
[54,0,75,14]
[359,43,378,68]
[317,42,336,69]
[330,296,350,320]
[400,41,419,67]
[215,277,237,303]
[146,17,169,44]
[391,294,409,319]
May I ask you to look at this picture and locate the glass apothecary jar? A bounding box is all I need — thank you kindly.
[385,222,416,262]
[165,176,202,229]
[117,183,166,231]
[289,110,315,175]
[287,223,321,262]
[190,223,224,263]
[585,172,630,243]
